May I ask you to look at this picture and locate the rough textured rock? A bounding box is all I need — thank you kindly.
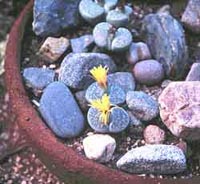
[142,11,188,79]
[181,0,200,33]
[107,72,136,93]
[23,67,55,90]
[39,37,70,62]
[185,63,200,81]
[83,134,116,163]
[75,90,89,112]
[159,82,200,140]
[85,82,126,105]
[39,82,85,138]
[87,107,129,133]
[116,144,186,174]
[33,0,80,37]
[127,111,142,126]
[93,22,132,52]
[71,35,94,53]
[133,59,164,86]
[126,91,159,121]
[144,125,165,144]
[127,42,151,65]
[59,53,116,89]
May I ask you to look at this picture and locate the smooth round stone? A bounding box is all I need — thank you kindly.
[85,82,126,105]
[79,0,105,25]
[133,59,164,86]
[116,144,186,174]
[103,0,118,13]
[106,9,129,28]
[23,67,55,90]
[39,82,85,138]
[93,22,132,52]
[87,107,129,133]
[126,91,159,121]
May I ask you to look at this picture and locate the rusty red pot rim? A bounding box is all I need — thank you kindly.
[4,1,200,184]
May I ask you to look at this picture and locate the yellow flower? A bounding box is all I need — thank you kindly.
[90,94,111,125]
[90,65,109,89]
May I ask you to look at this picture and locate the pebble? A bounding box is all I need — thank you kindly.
[32,0,80,37]
[133,59,164,86]
[83,134,116,163]
[185,63,200,81]
[39,82,85,138]
[143,125,166,144]
[39,37,69,62]
[59,53,116,89]
[127,111,142,126]
[75,90,89,112]
[23,67,55,90]
[71,34,94,53]
[126,91,159,121]
[116,144,187,174]
[127,42,151,65]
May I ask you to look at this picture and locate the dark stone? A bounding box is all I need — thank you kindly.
[33,0,80,37]
[75,90,89,112]
[39,82,85,138]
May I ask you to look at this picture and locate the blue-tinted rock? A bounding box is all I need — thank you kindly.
[33,0,80,37]
[71,35,94,53]
[87,107,129,133]
[39,82,85,138]
[107,72,136,94]
[103,0,118,13]
[93,22,132,52]
[85,82,126,105]
[185,63,200,81]
[133,59,164,86]
[117,144,186,174]
[59,53,116,89]
[23,67,55,90]
[126,91,159,121]
[75,90,89,112]
[127,111,142,126]
[142,11,188,79]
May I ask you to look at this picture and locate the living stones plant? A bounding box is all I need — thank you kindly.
[86,65,129,133]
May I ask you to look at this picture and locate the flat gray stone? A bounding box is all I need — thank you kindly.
[59,53,116,89]
[117,144,186,174]
[39,82,85,138]
[23,67,55,90]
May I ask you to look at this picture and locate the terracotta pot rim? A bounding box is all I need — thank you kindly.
[4,1,200,184]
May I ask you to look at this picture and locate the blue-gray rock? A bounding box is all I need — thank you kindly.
[39,82,85,138]
[127,111,142,126]
[107,72,136,94]
[75,90,89,112]
[181,0,200,34]
[71,35,94,53]
[126,91,159,121]
[185,63,200,81]
[133,59,164,86]
[87,107,129,133]
[142,11,188,79]
[23,67,55,90]
[127,42,151,65]
[93,22,132,52]
[59,53,116,89]
[32,0,80,37]
[116,144,187,174]
[85,82,126,105]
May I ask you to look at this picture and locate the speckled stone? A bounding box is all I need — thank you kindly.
[126,91,159,121]
[181,0,200,34]
[133,59,164,86]
[116,144,186,174]
[39,82,85,138]
[185,63,200,81]
[59,53,116,89]
[127,111,142,126]
[85,82,126,105]
[23,67,55,90]
[87,107,129,133]
[107,72,136,94]
[127,42,151,65]
[142,11,188,79]
[93,22,132,52]
[71,35,94,53]
[83,134,116,163]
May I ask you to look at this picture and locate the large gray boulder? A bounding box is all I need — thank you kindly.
[33,0,80,37]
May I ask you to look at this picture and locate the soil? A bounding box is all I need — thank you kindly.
[20,0,200,181]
